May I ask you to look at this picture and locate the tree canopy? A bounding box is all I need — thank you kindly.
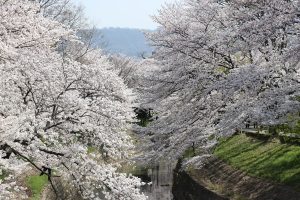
[0,1,146,199]
[136,0,300,162]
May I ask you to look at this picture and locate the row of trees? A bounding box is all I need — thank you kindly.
[0,0,146,199]
[135,0,300,162]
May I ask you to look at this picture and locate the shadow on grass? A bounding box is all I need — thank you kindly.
[214,134,300,190]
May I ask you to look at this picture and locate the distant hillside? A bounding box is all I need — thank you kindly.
[92,28,154,57]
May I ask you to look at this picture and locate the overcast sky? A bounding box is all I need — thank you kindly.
[71,0,176,30]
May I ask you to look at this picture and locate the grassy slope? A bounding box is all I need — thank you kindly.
[214,134,300,190]
[26,175,48,200]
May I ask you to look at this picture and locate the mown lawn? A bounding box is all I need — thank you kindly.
[26,175,48,200]
[214,134,300,190]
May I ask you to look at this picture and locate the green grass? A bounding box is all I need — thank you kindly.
[138,118,151,127]
[275,113,300,134]
[214,134,300,190]
[87,146,98,154]
[182,146,196,159]
[0,169,8,180]
[26,175,49,200]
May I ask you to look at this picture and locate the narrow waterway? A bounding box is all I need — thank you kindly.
[143,160,227,200]
[143,161,175,200]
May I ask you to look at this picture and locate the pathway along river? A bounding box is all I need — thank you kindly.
[142,160,227,200]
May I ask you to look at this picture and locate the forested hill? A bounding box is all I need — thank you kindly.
[93,28,154,57]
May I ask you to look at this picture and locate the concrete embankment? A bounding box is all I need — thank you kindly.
[184,156,300,200]
[172,160,228,200]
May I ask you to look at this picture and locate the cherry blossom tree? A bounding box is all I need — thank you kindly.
[138,0,300,162]
[36,0,88,29]
[0,1,146,199]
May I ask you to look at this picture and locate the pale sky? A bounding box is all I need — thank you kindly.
[72,0,176,30]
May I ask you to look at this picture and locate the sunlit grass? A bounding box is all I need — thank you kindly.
[214,134,300,190]
[26,175,48,200]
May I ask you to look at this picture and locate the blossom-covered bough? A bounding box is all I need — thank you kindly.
[0,1,146,199]
[135,0,300,163]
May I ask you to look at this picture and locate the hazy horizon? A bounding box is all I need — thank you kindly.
[91,27,154,57]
